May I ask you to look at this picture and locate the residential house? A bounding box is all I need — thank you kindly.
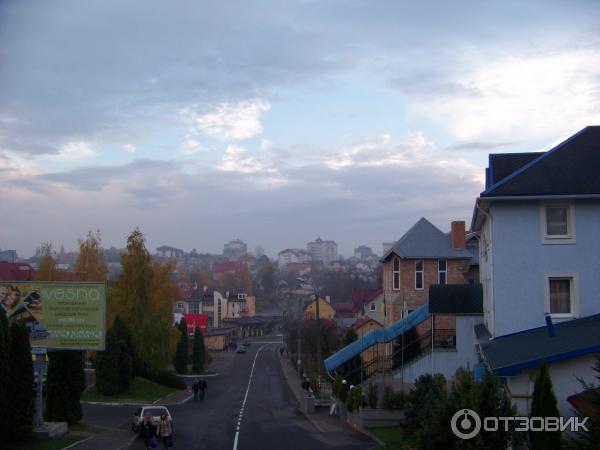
[277,249,311,270]
[156,245,185,260]
[380,218,476,325]
[472,126,600,417]
[212,260,249,282]
[304,297,335,320]
[351,317,385,376]
[0,262,35,281]
[223,239,247,260]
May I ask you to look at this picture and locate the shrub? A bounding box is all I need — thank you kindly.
[382,385,404,410]
[367,383,378,408]
[148,370,186,390]
[347,386,362,413]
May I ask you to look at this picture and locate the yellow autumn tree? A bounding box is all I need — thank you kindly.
[111,229,178,374]
[34,243,63,281]
[74,231,108,282]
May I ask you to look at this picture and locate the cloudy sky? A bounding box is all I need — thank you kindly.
[1,0,599,258]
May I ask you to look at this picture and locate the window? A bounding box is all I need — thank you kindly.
[540,203,575,244]
[415,260,424,290]
[392,257,400,290]
[370,303,376,312]
[189,302,200,314]
[438,259,447,284]
[544,274,579,319]
[176,302,185,312]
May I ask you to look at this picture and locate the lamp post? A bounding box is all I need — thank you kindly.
[297,296,302,377]
[297,277,323,383]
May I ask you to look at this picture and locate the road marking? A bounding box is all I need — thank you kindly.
[232,343,273,450]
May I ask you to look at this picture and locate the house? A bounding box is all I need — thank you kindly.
[0,262,35,281]
[277,249,311,269]
[212,260,249,281]
[223,239,247,260]
[351,317,385,376]
[307,237,338,264]
[472,125,600,417]
[304,297,335,320]
[352,288,381,316]
[333,301,355,319]
[380,218,476,325]
[361,289,385,324]
[156,245,185,260]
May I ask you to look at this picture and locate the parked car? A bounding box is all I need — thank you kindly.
[132,405,173,434]
[243,339,251,346]
[236,345,247,354]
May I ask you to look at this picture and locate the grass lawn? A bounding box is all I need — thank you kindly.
[6,435,82,450]
[82,376,177,403]
[369,426,411,450]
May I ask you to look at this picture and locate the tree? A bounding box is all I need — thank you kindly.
[192,327,206,374]
[94,328,122,395]
[34,242,63,281]
[571,356,600,449]
[7,321,34,441]
[478,370,516,450]
[112,315,135,390]
[256,260,276,296]
[74,230,108,281]
[110,229,177,375]
[0,308,9,440]
[44,352,85,424]
[342,328,359,347]
[173,318,188,374]
[530,363,561,450]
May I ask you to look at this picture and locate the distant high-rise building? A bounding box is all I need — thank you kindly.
[223,239,247,260]
[0,249,18,263]
[354,245,374,261]
[307,237,338,264]
[255,246,265,257]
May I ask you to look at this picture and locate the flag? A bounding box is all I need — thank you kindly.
[382,295,387,318]
[360,301,365,317]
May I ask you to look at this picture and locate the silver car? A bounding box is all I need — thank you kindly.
[132,405,173,434]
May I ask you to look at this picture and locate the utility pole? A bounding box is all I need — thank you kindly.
[314,289,323,382]
[297,296,302,377]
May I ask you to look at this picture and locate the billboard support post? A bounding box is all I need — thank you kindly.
[33,351,47,428]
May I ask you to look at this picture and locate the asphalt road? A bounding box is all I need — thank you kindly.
[83,336,373,450]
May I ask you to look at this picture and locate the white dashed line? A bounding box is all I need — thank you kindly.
[232,344,272,450]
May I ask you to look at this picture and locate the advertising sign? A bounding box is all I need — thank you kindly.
[0,281,106,350]
[183,313,208,333]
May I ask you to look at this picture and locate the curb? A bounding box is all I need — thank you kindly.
[81,401,146,406]
[177,372,219,378]
[61,436,92,450]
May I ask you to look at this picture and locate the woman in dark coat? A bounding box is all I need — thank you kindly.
[139,413,157,449]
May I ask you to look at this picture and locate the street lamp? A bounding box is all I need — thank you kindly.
[297,277,323,383]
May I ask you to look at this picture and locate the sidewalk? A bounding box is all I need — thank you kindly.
[278,355,378,446]
[64,427,136,450]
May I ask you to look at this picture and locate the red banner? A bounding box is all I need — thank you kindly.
[183,313,208,333]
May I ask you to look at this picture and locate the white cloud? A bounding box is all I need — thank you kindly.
[217,145,266,173]
[180,137,205,155]
[184,99,271,141]
[56,141,96,159]
[414,47,600,141]
[122,143,136,153]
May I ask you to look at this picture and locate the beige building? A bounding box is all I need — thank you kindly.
[304,297,335,320]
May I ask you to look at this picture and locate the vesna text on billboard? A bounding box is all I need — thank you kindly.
[0,281,106,350]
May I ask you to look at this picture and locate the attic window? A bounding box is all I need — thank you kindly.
[415,260,424,290]
[370,303,376,312]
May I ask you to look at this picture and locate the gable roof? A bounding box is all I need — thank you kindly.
[382,218,472,261]
[482,126,600,197]
[351,288,381,312]
[480,313,600,376]
[486,152,542,189]
[351,317,383,330]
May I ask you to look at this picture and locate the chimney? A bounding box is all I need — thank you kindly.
[450,220,466,248]
[451,221,466,249]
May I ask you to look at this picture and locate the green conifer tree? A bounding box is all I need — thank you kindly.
[530,363,561,450]
[7,321,34,441]
[112,315,135,389]
[192,327,206,374]
[94,328,122,395]
[173,318,189,374]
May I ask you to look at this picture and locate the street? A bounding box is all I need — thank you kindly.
[82,336,374,450]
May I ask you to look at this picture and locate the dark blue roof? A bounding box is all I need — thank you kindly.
[482,126,600,197]
[382,218,472,261]
[480,314,600,376]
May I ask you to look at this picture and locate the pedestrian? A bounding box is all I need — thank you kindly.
[139,413,157,450]
[279,347,284,357]
[156,413,173,449]
[192,378,199,401]
[198,377,207,400]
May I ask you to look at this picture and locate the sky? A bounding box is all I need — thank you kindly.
[1,0,600,258]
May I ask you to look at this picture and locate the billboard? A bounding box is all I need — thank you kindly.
[183,313,208,334]
[0,282,106,350]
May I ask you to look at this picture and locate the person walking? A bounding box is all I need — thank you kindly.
[198,377,207,400]
[139,413,157,450]
[156,413,173,449]
[192,378,199,401]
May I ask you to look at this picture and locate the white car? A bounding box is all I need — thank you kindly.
[132,405,173,434]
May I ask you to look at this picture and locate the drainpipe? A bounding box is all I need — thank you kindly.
[545,314,555,337]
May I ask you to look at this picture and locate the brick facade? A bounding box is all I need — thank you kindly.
[383,257,469,324]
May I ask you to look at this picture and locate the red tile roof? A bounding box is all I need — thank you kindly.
[0,262,35,281]
[567,388,600,416]
[352,288,381,312]
[333,301,355,319]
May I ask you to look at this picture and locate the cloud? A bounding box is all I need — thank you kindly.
[184,100,271,141]
[122,143,137,153]
[446,141,516,151]
[180,137,205,155]
[55,141,96,159]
